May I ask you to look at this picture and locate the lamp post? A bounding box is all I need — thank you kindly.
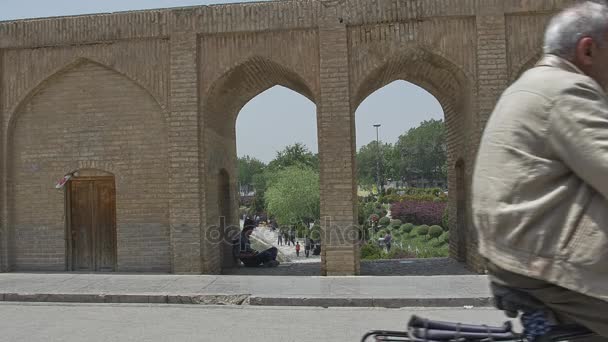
[373,124,381,195]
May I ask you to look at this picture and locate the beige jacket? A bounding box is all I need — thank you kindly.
[472,55,608,301]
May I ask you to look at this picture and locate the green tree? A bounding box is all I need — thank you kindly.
[268,143,318,171]
[238,156,266,193]
[356,141,395,191]
[265,166,320,226]
[394,119,446,186]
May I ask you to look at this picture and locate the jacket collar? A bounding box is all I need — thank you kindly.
[535,54,585,75]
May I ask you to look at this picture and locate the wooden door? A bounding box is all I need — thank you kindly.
[68,177,116,271]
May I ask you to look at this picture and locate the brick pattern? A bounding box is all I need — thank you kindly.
[169,33,202,274]
[2,40,170,116]
[462,13,510,272]
[505,13,553,81]
[0,0,573,50]
[317,8,360,275]
[198,29,320,273]
[347,19,475,266]
[8,61,170,271]
[0,49,5,273]
[0,0,573,274]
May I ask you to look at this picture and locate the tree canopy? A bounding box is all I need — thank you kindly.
[267,142,318,171]
[265,166,320,225]
[393,119,446,185]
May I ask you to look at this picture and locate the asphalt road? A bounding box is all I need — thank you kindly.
[0,302,517,342]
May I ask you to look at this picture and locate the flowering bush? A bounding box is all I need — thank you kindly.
[390,200,446,226]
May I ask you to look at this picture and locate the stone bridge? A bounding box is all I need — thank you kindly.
[0,0,572,275]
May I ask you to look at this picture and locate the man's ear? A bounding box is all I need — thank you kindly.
[576,37,595,65]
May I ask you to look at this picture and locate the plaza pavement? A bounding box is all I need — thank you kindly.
[0,271,492,308]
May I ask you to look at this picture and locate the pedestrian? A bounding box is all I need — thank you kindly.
[384,231,392,252]
[304,237,311,258]
[295,242,300,257]
[277,233,283,246]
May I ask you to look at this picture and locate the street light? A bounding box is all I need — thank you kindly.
[373,124,382,195]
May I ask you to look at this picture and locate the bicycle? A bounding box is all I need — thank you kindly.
[361,283,597,342]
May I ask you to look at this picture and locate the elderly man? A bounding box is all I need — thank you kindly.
[472,0,608,336]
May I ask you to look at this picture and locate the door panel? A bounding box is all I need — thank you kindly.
[70,181,94,271]
[69,177,116,271]
[95,180,116,271]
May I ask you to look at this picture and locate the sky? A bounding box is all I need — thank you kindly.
[1,1,444,164]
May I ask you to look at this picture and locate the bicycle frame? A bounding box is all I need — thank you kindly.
[360,315,596,342]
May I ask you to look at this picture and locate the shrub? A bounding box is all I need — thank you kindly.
[361,242,383,260]
[429,225,443,239]
[379,216,391,227]
[400,223,415,233]
[387,247,416,259]
[390,200,446,226]
[390,219,402,227]
[382,194,402,203]
[417,225,429,236]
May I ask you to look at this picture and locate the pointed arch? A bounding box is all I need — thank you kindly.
[203,56,317,137]
[353,47,471,114]
[201,55,318,273]
[6,58,171,271]
[353,47,473,264]
[6,57,168,132]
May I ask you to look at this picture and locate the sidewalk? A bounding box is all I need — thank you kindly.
[0,273,492,308]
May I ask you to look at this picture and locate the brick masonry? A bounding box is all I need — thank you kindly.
[0,0,572,274]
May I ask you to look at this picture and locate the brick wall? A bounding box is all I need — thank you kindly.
[466,8,510,272]
[168,32,203,274]
[317,4,360,276]
[8,61,170,271]
[0,0,571,274]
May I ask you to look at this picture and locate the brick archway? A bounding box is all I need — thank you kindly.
[0,0,566,274]
[6,60,170,272]
[201,56,317,273]
[352,47,475,264]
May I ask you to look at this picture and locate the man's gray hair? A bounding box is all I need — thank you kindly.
[544,1,608,60]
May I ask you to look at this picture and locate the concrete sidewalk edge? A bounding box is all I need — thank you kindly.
[0,293,493,308]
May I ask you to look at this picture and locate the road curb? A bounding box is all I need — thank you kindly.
[247,296,493,308]
[0,292,493,308]
[0,293,250,305]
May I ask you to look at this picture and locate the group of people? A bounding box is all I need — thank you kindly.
[277,230,296,246]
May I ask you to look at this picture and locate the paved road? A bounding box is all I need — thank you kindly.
[0,303,517,341]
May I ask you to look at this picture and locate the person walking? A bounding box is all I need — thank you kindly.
[277,233,283,246]
[304,237,311,258]
[295,242,301,257]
